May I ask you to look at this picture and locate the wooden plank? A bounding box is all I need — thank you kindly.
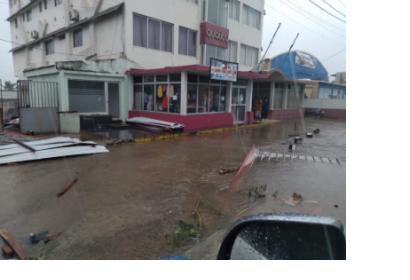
[0,229,26,260]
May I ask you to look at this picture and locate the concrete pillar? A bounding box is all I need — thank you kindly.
[283,83,289,109]
[58,70,68,112]
[226,82,232,112]
[124,74,133,120]
[246,79,253,112]
[180,72,188,115]
[269,81,275,110]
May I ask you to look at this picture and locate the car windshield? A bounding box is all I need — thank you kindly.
[0,0,345,260]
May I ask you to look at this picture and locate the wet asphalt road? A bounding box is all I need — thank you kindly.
[0,118,345,259]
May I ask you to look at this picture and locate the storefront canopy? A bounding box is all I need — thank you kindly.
[126,64,287,81]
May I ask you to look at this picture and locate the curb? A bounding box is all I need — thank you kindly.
[133,121,277,144]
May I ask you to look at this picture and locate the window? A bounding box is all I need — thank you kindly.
[242,4,261,29]
[240,44,258,66]
[45,40,54,55]
[228,41,238,62]
[26,9,31,22]
[73,29,83,48]
[54,0,62,6]
[229,0,240,21]
[39,2,42,12]
[207,0,228,27]
[187,75,227,114]
[14,18,18,28]
[205,45,227,65]
[133,75,181,114]
[44,0,48,10]
[161,22,173,52]
[148,18,160,50]
[133,13,174,53]
[178,27,197,57]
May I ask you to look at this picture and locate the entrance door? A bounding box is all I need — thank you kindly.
[231,87,246,123]
[108,83,120,118]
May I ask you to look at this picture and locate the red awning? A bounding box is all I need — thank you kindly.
[126,64,273,80]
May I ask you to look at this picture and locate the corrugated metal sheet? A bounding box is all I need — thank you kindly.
[0,137,108,165]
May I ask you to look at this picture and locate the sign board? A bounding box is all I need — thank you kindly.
[295,51,316,69]
[209,58,238,82]
[200,22,229,49]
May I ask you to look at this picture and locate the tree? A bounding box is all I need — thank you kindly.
[2,81,16,91]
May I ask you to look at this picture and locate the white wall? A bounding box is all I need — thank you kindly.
[124,0,201,68]
[303,99,346,110]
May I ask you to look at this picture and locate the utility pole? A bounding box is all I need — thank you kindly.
[259,22,282,66]
[288,33,300,53]
[0,79,3,130]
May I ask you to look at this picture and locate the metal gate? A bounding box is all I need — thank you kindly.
[16,80,60,133]
[17,80,59,109]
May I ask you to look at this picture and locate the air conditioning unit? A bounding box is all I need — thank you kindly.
[69,9,80,22]
[30,30,39,39]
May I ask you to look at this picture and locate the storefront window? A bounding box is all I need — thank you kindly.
[134,75,181,114]
[187,84,198,113]
[187,75,227,114]
[143,85,155,111]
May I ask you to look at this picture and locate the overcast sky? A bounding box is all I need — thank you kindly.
[0,0,345,83]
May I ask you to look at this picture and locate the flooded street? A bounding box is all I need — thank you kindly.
[0,118,345,259]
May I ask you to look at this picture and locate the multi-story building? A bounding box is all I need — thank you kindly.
[8,0,300,132]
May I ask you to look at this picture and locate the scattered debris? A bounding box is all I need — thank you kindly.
[29,231,49,244]
[304,200,319,204]
[1,245,14,258]
[106,139,134,146]
[271,190,279,199]
[285,193,303,206]
[44,232,62,244]
[218,167,239,175]
[228,145,258,192]
[13,139,36,152]
[57,178,78,197]
[192,200,203,228]
[313,128,321,135]
[0,137,109,165]
[0,229,27,260]
[248,184,267,199]
[306,132,313,138]
[173,220,201,244]
[294,136,303,144]
[127,117,184,133]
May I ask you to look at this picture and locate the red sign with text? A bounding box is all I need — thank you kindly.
[200,22,229,49]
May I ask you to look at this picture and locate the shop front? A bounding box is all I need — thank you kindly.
[127,65,270,131]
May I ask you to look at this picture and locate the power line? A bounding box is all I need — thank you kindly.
[265,3,344,45]
[321,0,346,18]
[280,0,345,37]
[308,0,346,23]
[322,48,345,61]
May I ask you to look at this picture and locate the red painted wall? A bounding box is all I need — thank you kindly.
[316,108,346,119]
[267,109,304,120]
[128,111,234,132]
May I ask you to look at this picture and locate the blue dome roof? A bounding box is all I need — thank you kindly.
[270,51,329,82]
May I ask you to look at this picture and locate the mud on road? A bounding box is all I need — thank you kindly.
[0,118,345,259]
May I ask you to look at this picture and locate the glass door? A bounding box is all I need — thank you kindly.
[232,87,246,123]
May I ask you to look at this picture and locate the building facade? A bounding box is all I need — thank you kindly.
[8,0,303,132]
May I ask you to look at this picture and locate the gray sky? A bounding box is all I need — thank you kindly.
[0,0,345,83]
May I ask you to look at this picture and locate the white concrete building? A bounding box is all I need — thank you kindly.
[8,0,287,132]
